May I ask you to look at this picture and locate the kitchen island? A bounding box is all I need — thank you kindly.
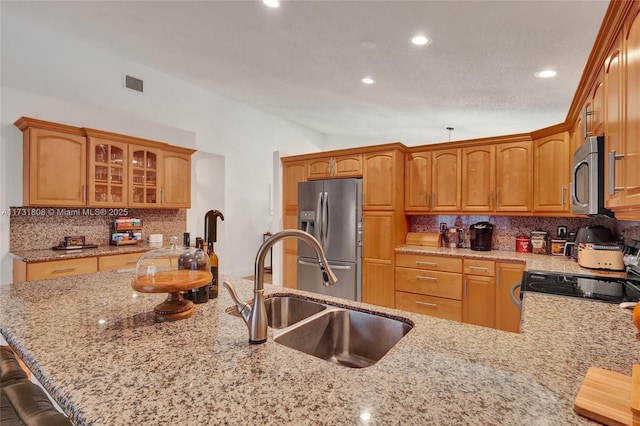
[0,271,638,425]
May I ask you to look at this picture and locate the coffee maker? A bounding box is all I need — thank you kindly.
[469,222,494,251]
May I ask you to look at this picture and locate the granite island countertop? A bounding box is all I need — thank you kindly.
[0,272,638,425]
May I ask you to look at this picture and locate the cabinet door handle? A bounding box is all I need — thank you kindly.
[468,266,489,271]
[416,275,437,281]
[82,185,86,202]
[608,150,625,195]
[426,192,431,208]
[161,190,165,205]
[415,261,438,266]
[496,189,500,208]
[464,280,468,298]
[489,191,493,209]
[53,266,77,273]
[561,186,566,206]
[415,301,437,308]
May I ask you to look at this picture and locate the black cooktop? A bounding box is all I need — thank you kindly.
[520,270,640,304]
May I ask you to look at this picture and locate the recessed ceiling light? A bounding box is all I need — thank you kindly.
[263,0,280,8]
[535,69,557,78]
[361,77,375,85]
[411,35,430,46]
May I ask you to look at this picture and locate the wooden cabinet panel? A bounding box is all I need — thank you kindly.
[363,212,394,261]
[463,259,495,277]
[128,145,161,208]
[362,261,394,308]
[605,33,625,209]
[25,257,98,281]
[282,210,299,288]
[98,252,143,271]
[533,132,571,213]
[495,262,524,333]
[622,8,640,208]
[161,149,191,208]
[307,158,332,179]
[334,154,362,177]
[404,152,431,211]
[395,268,462,300]
[461,145,494,212]
[396,253,462,273]
[363,151,399,210]
[495,141,532,212]
[282,160,307,211]
[431,149,461,212]
[87,136,128,207]
[462,274,495,328]
[396,291,462,322]
[20,125,87,206]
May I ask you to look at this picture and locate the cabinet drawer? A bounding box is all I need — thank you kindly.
[396,291,462,322]
[98,252,144,271]
[27,257,97,281]
[396,253,462,273]
[396,267,462,299]
[463,259,495,276]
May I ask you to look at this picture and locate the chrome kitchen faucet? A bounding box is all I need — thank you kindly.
[223,229,338,344]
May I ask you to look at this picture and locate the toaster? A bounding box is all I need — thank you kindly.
[577,243,625,271]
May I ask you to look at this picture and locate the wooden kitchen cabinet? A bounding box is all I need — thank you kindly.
[13,257,98,282]
[430,148,461,212]
[461,145,494,212]
[281,159,308,287]
[623,5,640,210]
[86,133,128,207]
[495,262,525,333]
[404,151,431,212]
[533,132,571,213]
[494,141,532,212]
[15,118,88,207]
[128,144,161,208]
[462,259,495,328]
[604,32,625,210]
[363,150,403,210]
[160,147,192,208]
[362,211,396,308]
[395,253,463,321]
[98,252,143,271]
[307,154,362,180]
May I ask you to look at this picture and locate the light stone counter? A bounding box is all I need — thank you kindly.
[10,244,154,263]
[0,271,638,425]
[396,245,628,278]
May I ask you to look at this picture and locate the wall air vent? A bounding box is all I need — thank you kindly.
[125,75,144,93]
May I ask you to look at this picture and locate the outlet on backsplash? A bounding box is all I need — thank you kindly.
[9,208,187,252]
[410,215,640,252]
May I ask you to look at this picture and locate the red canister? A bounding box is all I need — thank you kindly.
[515,236,531,253]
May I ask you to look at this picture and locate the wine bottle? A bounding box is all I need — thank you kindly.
[208,241,219,299]
[182,236,208,304]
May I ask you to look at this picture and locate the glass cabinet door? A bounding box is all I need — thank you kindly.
[129,146,160,207]
[88,139,127,206]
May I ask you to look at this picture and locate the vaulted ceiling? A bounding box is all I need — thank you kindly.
[2,0,610,145]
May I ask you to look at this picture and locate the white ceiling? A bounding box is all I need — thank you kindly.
[3,0,610,145]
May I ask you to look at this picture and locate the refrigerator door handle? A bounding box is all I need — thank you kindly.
[323,191,329,249]
[298,259,352,270]
[315,191,323,242]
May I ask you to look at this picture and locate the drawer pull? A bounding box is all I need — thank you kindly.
[126,260,138,265]
[416,275,437,281]
[415,301,437,308]
[468,266,489,271]
[415,261,438,267]
[52,267,77,273]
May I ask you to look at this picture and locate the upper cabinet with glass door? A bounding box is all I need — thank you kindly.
[86,131,128,207]
[129,144,161,208]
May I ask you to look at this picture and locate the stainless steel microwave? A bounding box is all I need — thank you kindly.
[570,135,613,217]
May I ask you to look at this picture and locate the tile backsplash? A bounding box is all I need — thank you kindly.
[410,215,640,251]
[10,208,186,251]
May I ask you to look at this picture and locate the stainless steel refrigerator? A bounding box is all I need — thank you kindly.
[297,178,362,301]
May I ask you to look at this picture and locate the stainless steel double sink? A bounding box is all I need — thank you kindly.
[227,294,413,368]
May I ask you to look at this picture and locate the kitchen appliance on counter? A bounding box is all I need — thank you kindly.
[469,222,493,251]
[577,243,625,271]
[570,135,614,217]
[445,227,465,249]
[52,235,98,250]
[297,178,362,301]
[564,225,618,262]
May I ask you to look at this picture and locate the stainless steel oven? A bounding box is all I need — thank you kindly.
[571,135,613,217]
